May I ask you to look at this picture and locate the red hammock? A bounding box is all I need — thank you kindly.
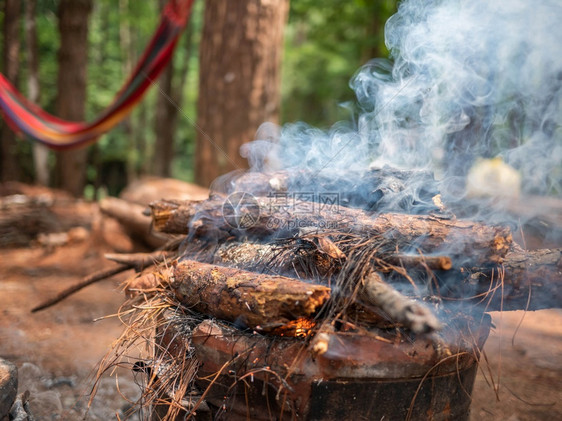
[0,0,194,150]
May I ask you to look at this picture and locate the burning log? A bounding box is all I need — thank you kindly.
[212,240,343,279]
[212,242,284,272]
[149,197,512,266]
[172,260,331,331]
[213,241,453,278]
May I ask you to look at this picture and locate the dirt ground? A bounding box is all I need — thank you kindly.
[0,201,561,420]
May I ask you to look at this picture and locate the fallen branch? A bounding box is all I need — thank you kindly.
[31,265,131,313]
[32,250,171,312]
[104,250,174,271]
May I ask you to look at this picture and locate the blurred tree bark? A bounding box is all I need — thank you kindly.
[153,0,195,178]
[54,0,92,196]
[25,0,50,186]
[0,0,22,182]
[194,0,289,187]
[118,0,137,184]
[153,40,176,178]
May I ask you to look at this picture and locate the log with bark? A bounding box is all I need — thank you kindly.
[0,193,92,247]
[99,196,168,248]
[216,167,441,214]
[457,247,562,311]
[149,197,512,266]
[171,259,330,331]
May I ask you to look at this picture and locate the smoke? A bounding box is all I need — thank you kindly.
[244,0,562,198]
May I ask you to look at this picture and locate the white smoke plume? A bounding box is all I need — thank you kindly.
[248,0,562,197]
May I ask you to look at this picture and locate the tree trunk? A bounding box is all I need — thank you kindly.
[118,0,137,184]
[153,54,176,177]
[194,0,289,187]
[0,0,22,182]
[24,0,49,186]
[153,0,195,178]
[153,0,176,177]
[54,0,92,197]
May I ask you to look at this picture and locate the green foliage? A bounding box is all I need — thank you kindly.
[36,2,59,113]
[170,0,204,182]
[1,0,395,188]
[282,0,396,126]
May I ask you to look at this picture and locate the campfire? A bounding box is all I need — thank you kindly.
[93,166,561,420]
[86,0,562,419]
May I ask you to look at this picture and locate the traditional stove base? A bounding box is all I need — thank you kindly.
[147,314,490,421]
[189,363,477,421]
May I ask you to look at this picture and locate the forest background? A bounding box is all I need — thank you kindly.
[0,0,397,197]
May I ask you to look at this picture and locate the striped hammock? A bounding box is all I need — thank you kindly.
[0,0,194,150]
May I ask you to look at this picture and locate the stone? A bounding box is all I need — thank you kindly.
[0,358,18,419]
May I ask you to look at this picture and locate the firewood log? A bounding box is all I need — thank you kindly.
[149,197,512,266]
[460,248,562,310]
[99,197,167,248]
[172,260,330,331]
[211,241,561,311]
[219,167,441,214]
[360,272,442,333]
[119,176,209,206]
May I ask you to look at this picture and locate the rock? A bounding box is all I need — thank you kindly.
[0,358,17,419]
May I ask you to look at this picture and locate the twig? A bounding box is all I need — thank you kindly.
[31,265,131,313]
[361,272,442,334]
[31,250,173,313]
[104,251,174,271]
[387,254,452,271]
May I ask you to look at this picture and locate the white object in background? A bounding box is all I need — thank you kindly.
[466,157,521,199]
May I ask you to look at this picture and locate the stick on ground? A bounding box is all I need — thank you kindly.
[31,265,132,313]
